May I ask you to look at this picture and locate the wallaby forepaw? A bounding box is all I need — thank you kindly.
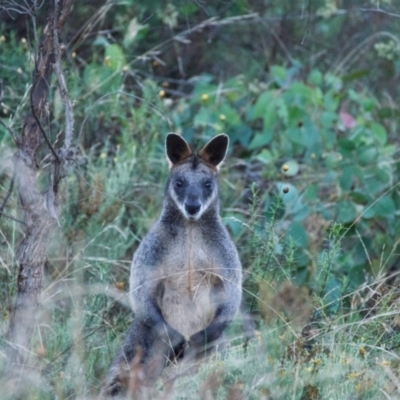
[100,379,122,398]
[188,330,206,348]
[173,337,187,360]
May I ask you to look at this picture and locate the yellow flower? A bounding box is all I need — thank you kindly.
[104,55,112,67]
[201,94,209,101]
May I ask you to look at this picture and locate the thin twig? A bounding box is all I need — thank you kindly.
[360,8,400,18]
[30,94,61,163]
[0,172,15,221]
[301,0,312,45]
[128,14,259,69]
[53,0,74,156]
[0,211,26,225]
[0,119,17,143]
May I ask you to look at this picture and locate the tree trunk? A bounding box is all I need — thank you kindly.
[6,0,74,373]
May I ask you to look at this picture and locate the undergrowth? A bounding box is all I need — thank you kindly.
[2,142,400,399]
[2,2,400,399]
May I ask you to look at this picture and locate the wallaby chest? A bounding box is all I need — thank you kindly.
[157,225,221,339]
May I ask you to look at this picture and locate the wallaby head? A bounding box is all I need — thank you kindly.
[165,133,229,221]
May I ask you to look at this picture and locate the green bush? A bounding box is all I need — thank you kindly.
[2,2,400,398]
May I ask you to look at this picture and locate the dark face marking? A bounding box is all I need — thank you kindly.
[169,159,217,220]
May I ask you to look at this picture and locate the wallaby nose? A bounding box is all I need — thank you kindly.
[184,202,201,216]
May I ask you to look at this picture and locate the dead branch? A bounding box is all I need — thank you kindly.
[5,0,74,388]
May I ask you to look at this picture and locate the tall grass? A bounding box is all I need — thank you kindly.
[2,130,400,399]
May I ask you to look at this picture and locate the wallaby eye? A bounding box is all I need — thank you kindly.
[175,179,184,188]
[204,181,212,189]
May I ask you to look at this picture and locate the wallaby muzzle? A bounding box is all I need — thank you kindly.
[184,189,202,218]
[184,200,201,217]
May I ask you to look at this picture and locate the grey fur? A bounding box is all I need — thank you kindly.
[101,134,242,397]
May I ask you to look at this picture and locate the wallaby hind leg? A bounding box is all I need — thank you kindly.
[101,318,186,398]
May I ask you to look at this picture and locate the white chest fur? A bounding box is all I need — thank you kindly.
[159,226,220,339]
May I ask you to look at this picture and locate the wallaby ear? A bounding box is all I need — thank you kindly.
[198,134,229,169]
[165,133,193,166]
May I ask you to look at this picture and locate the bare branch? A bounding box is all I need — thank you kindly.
[53,0,74,157]
[360,7,400,18]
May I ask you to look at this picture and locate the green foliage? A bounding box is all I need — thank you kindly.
[2,1,400,398]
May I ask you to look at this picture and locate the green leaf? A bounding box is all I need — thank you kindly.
[276,183,299,206]
[194,107,212,127]
[282,160,299,176]
[256,149,273,164]
[370,122,387,145]
[248,130,272,150]
[350,190,369,205]
[358,146,377,166]
[339,166,353,191]
[373,195,395,218]
[234,126,253,147]
[92,37,110,46]
[336,201,357,223]
[252,91,274,120]
[303,184,318,201]
[321,111,337,129]
[342,69,369,82]
[225,215,243,238]
[218,103,240,126]
[286,221,308,248]
[308,69,323,85]
[271,65,287,87]
[276,97,288,125]
[105,44,126,71]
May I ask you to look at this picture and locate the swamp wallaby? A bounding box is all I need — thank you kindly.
[101,133,242,397]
